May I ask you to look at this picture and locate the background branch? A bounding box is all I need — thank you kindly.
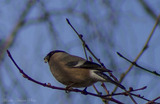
[0,1,36,66]
[113,15,160,93]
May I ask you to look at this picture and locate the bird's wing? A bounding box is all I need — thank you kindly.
[66,60,112,72]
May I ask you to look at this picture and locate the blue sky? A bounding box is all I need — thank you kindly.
[0,0,160,104]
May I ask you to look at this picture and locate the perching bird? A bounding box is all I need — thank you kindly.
[44,50,125,90]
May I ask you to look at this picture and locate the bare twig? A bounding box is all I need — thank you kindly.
[111,86,146,96]
[66,18,113,73]
[113,15,160,93]
[117,52,160,76]
[146,96,160,104]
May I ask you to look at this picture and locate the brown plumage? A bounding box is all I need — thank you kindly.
[44,50,125,89]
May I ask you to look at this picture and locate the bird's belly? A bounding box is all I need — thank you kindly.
[50,66,96,88]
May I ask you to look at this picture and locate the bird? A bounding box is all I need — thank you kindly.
[44,50,125,90]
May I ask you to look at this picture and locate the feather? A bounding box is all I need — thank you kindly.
[94,71,125,89]
[66,60,112,72]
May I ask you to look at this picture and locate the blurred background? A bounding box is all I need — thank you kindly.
[0,0,160,104]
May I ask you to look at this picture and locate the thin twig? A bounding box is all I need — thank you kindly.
[117,52,160,76]
[113,15,160,93]
[146,96,160,104]
[66,18,113,72]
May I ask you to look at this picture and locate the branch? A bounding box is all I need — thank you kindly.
[117,52,160,76]
[146,96,160,104]
[6,50,127,104]
[113,15,160,92]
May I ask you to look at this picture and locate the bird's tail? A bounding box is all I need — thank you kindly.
[95,71,126,90]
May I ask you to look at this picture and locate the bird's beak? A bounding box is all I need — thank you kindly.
[44,56,48,63]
